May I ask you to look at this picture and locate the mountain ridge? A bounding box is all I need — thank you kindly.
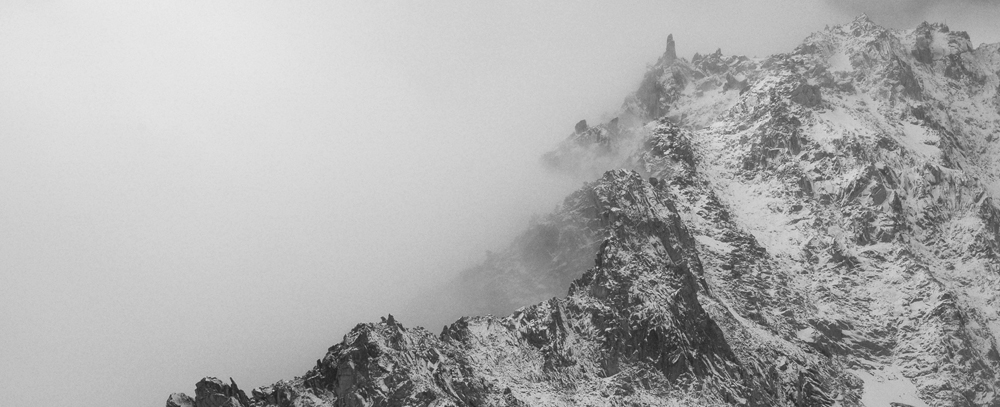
[167,16,1000,407]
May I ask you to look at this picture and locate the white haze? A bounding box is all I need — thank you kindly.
[0,1,997,406]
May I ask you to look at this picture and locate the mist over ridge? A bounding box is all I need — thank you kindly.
[166,10,1000,405]
[3,2,1000,407]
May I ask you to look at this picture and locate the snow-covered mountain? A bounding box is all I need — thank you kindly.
[167,16,1000,407]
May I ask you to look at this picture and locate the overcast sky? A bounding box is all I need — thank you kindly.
[1,1,998,406]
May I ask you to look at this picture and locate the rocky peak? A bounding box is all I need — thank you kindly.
[848,13,878,33]
[665,33,677,63]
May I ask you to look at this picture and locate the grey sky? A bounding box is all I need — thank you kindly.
[1,1,997,406]
[826,0,1000,31]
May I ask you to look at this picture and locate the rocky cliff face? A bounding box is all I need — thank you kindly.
[168,16,1000,407]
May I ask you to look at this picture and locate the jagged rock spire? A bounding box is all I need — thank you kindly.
[851,13,877,29]
[665,34,676,63]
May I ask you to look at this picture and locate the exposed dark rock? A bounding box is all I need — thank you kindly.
[912,25,934,64]
[892,55,923,99]
[193,377,249,407]
[790,81,822,107]
[575,119,588,134]
[665,34,677,63]
[166,393,195,407]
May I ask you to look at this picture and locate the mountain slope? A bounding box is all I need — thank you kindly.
[167,16,1000,407]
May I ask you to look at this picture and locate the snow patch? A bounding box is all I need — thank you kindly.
[708,175,805,258]
[809,105,869,149]
[795,327,816,342]
[850,367,929,407]
[829,49,853,72]
[899,122,941,159]
[695,235,735,254]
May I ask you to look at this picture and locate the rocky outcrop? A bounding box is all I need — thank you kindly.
[665,34,677,63]
[541,117,638,180]
[789,81,822,107]
[166,393,195,407]
[912,24,935,65]
[169,377,250,407]
[624,35,703,121]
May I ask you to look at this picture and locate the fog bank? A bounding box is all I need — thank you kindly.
[1,2,998,407]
